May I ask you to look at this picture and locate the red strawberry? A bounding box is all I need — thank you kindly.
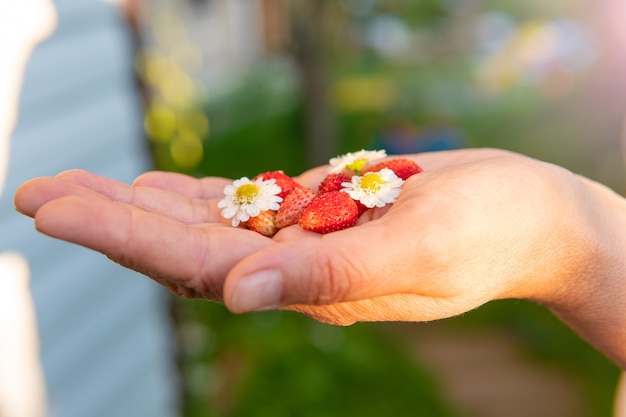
[254,170,301,198]
[360,158,422,180]
[298,191,359,234]
[355,200,369,216]
[247,210,277,237]
[318,173,369,214]
[275,186,316,229]
[317,172,352,194]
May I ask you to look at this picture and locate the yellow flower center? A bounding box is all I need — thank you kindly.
[346,158,368,173]
[235,183,260,204]
[359,173,385,193]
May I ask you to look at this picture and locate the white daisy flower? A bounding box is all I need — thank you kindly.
[328,149,387,174]
[218,177,283,227]
[341,168,404,208]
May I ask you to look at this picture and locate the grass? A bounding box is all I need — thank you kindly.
[174,301,458,417]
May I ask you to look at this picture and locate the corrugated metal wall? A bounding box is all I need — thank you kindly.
[0,1,180,416]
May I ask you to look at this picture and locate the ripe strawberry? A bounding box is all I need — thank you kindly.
[318,173,369,214]
[355,200,369,215]
[254,170,301,198]
[317,172,352,194]
[275,186,316,229]
[298,191,359,234]
[360,158,422,180]
[247,210,277,237]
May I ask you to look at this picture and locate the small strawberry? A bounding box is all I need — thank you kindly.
[275,186,316,229]
[298,191,359,234]
[360,158,422,180]
[355,200,369,216]
[253,170,301,198]
[247,210,277,237]
[319,173,367,214]
[317,172,352,194]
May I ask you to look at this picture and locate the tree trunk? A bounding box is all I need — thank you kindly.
[289,1,337,168]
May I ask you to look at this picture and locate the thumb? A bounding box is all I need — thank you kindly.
[223,219,422,313]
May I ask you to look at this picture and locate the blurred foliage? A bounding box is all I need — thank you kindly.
[197,62,307,178]
[147,60,308,178]
[450,299,621,416]
[175,301,457,417]
[137,0,625,416]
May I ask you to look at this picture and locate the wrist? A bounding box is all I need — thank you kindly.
[544,175,626,368]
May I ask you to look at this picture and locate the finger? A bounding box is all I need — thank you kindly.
[293,166,329,190]
[57,169,226,224]
[33,195,273,300]
[14,176,109,217]
[133,170,232,199]
[401,147,519,171]
[291,148,513,190]
[223,210,450,313]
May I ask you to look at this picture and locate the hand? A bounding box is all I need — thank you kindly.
[14,148,626,366]
[14,168,274,299]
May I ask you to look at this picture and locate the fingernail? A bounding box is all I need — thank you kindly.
[231,270,283,312]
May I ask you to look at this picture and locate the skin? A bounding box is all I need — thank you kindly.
[13,148,626,368]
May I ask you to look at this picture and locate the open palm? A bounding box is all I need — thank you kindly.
[13,148,596,325]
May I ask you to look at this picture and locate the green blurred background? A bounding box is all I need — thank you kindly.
[134,0,626,416]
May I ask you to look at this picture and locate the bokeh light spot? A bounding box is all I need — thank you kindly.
[144,102,177,143]
[170,130,204,169]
